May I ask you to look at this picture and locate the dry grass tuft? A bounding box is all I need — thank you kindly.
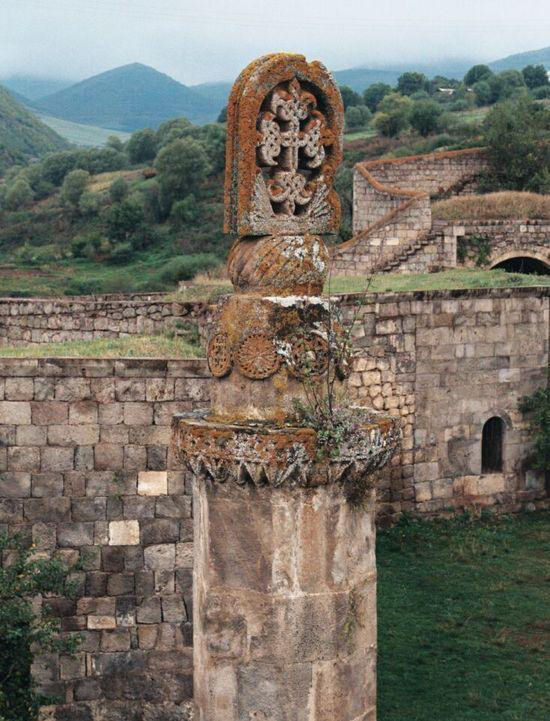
[432,192,550,221]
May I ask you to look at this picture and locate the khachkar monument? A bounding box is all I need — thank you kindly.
[173,54,399,720]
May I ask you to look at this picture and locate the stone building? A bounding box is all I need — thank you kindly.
[331,148,550,275]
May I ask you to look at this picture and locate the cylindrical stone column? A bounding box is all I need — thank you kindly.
[193,480,377,721]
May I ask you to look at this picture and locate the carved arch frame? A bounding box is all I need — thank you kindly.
[224,53,344,238]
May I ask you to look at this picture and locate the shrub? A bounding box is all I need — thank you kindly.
[464,64,493,86]
[127,129,158,164]
[171,195,199,228]
[78,191,102,216]
[345,105,371,130]
[41,151,78,185]
[4,179,33,210]
[109,177,129,203]
[397,72,428,96]
[532,85,550,100]
[522,64,549,90]
[363,83,392,112]
[158,253,220,284]
[106,240,135,265]
[0,532,80,720]
[519,387,550,472]
[340,85,362,109]
[482,97,550,191]
[61,169,90,207]
[409,99,444,136]
[373,93,412,137]
[104,197,145,242]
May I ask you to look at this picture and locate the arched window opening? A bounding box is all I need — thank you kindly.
[481,417,504,473]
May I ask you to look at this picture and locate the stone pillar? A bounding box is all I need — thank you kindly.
[173,53,399,721]
[193,481,378,720]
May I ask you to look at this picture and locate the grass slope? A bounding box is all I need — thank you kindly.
[433,192,550,221]
[38,114,130,147]
[378,512,550,720]
[0,85,67,172]
[35,63,221,130]
[0,335,202,358]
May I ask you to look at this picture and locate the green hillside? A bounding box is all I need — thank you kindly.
[0,85,68,173]
[490,46,550,72]
[35,63,222,130]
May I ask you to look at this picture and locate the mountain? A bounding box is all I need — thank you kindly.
[34,63,222,131]
[489,46,550,73]
[1,75,75,101]
[191,81,232,112]
[0,84,68,173]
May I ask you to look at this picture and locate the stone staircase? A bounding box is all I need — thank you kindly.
[373,230,436,273]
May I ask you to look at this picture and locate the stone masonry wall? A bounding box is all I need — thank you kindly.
[346,286,548,519]
[0,357,208,721]
[431,219,550,270]
[0,296,211,347]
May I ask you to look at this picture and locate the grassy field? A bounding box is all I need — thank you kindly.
[0,335,202,358]
[378,511,550,720]
[171,269,550,303]
[433,192,550,221]
[344,126,379,141]
[38,114,130,147]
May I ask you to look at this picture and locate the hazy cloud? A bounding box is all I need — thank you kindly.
[1,0,549,85]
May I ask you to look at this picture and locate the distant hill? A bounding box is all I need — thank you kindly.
[34,63,222,131]
[0,84,68,173]
[1,75,75,101]
[489,46,550,73]
[191,81,232,113]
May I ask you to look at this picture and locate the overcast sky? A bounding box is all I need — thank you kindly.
[1,0,549,85]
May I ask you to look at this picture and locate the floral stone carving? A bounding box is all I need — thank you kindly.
[224,53,344,240]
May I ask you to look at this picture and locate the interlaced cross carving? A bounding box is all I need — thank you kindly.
[257,78,332,215]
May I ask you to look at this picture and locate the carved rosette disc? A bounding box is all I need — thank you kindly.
[288,333,329,379]
[207,333,232,378]
[236,331,281,379]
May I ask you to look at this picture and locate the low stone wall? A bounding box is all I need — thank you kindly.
[0,357,208,720]
[0,296,211,347]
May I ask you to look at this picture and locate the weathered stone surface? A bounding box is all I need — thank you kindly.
[108,520,140,546]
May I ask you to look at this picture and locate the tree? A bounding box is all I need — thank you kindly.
[154,138,210,213]
[344,105,371,130]
[109,177,129,203]
[104,197,145,242]
[155,118,193,149]
[363,82,392,112]
[217,106,228,123]
[126,129,158,164]
[339,85,362,109]
[61,169,90,207]
[464,64,493,86]
[41,151,77,185]
[0,532,80,721]
[409,99,444,136]
[522,64,549,90]
[473,79,492,107]
[106,135,125,152]
[5,178,33,210]
[373,93,412,137]
[482,97,550,191]
[397,72,427,96]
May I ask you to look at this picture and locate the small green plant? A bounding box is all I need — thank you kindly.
[519,386,550,472]
[0,533,81,720]
[457,234,492,266]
